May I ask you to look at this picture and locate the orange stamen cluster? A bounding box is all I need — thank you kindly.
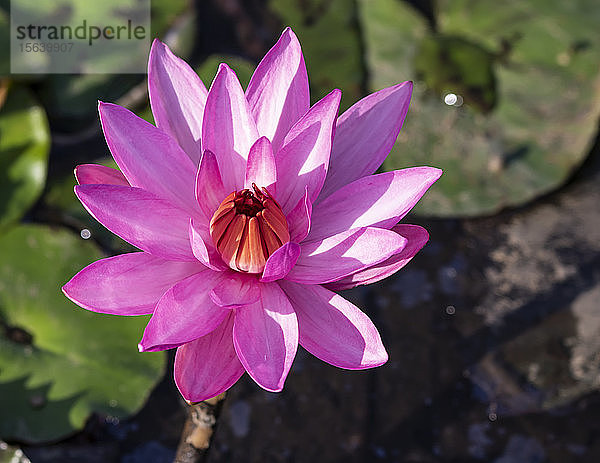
[209,184,290,274]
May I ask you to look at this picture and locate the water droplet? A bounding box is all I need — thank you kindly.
[444,93,457,105]
[444,92,464,107]
[80,228,91,239]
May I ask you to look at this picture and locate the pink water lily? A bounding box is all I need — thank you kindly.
[63,28,441,401]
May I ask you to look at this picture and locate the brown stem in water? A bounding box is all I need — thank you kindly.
[173,393,226,463]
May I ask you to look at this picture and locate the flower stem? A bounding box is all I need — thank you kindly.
[173,393,226,463]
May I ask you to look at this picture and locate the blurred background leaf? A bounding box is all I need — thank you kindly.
[359,0,600,216]
[0,85,49,231]
[0,225,165,443]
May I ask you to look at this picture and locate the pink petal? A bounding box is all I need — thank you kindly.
[326,224,429,290]
[202,64,259,193]
[99,102,198,215]
[275,89,341,213]
[319,82,413,199]
[233,282,298,392]
[76,184,195,261]
[260,242,301,283]
[279,281,388,369]
[210,273,260,308]
[62,252,203,315]
[75,164,129,186]
[148,39,208,165]
[245,137,276,191]
[139,270,227,352]
[286,186,312,243]
[245,27,309,153]
[175,313,245,402]
[195,150,228,225]
[285,227,407,285]
[189,219,229,271]
[308,167,442,242]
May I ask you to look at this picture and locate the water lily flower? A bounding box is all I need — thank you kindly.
[63,28,441,402]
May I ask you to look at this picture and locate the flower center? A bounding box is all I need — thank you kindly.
[209,184,290,274]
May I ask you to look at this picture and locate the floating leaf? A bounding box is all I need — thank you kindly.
[359,0,600,216]
[0,225,165,443]
[0,85,50,231]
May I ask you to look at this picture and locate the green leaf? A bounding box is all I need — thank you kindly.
[0,225,165,443]
[269,0,364,111]
[0,85,50,231]
[359,0,600,216]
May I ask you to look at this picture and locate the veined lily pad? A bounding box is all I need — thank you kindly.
[0,85,50,231]
[359,0,600,216]
[269,0,363,111]
[0,225,164,443]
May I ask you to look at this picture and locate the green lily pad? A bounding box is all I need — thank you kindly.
[0,85,50,231]
[269,0,363,111]
[359,0,600,216]
[414,34,497,114]
[0,225,165,443]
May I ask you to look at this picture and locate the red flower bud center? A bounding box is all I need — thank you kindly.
[209,184,290,274]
